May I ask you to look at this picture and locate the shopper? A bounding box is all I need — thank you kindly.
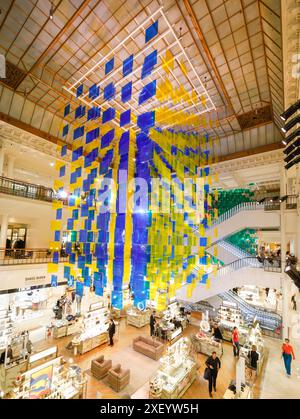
[26,339,33,354]
[247,345,259,385]
[212,324,223,341]
[150,311,156,337]
[282,338,296,377]
[291,294,297,311]
[205,351,221,398]
[6,345,13,362]
[232,327,240,357]
[108,319,116,347]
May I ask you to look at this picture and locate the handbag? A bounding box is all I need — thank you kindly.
[204,367,211,380]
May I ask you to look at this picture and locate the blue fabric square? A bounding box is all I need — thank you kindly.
[73,126,84,140]
[64,104,70,117]
[137,111,155,130]
[62,124,69,137]
[139,80,156,105]
[87,106,100,121]
[123,54,134,76]
[142,50,157,79]
[89,84,100,99]
[76,84,83,97]
[104,82,115,101]
[75,105,85,119]
[120,109,131,127]
[121,82,132,103]
[59,165,66,177]
[105,57,114,75]
[101,129,114,149]
[145,20,158,43]
[102,107,115,123]
[61,144,67,157]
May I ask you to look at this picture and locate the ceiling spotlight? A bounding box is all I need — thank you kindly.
[281,114,300,134]
[50,162,54,167]
[50,1,54,20]
[284,127,300,145]
[282,140,287,146]
[280,99,300,121]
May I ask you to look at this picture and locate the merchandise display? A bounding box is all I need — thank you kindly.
[149,337,197,399]
[0,308,13,350]
[190,330,223,358]
[126,308,151,328]
[72,307,109,354]
[154,302,187,342]
[240,323,266,376]
[223,380,252,400]
[218,302,249,344]
[9,356,86,399]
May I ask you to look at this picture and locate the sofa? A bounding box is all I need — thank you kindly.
[133,336,164,360]
[107,364,130,392]
[91,355,112,379]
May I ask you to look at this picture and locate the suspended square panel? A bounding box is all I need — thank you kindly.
[89,84,100,99]
[121,81,132,103]
[87,106,100,120]
[120,109,131,127]
[123,54,134,76]
[76,84,83,97]
[145,20,158,43]
[137,111,155,130]
[62,124,69,137]
[103,82,115,101]
[102,107,115,123]
[101,128,115,149]
[139,80,156,105]
[64,104,71,117]
[105,57,114,75]
[86,127,100,143]
[73,126,84,140]
[141,50,157,79]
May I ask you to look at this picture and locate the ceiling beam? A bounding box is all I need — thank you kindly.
[0,0,16,32]
[182,0,238,121]
[16,0,92,87]
[217,142,284,163]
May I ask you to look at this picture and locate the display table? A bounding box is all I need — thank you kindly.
[0,359,28,394]
[158,359,197,399]
[191,334,223,358]
[127,309,151,328]
[74,331,108,355]
[223,383,252,399]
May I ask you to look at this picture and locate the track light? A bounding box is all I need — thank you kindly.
[284,138,300,155]
[285,127,300,145]
[50,1,54,20]
[280,99,300,121]
[282,140,287,146]
[281,114,300,133]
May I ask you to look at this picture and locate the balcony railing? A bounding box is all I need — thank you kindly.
[0,248,69,265]
[0,175,56,202]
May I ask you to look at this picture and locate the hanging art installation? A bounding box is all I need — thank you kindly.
[48,9,220,311]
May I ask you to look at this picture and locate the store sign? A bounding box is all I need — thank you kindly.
[25,275,47,284]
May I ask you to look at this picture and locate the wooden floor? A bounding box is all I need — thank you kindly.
[34,318,263,399]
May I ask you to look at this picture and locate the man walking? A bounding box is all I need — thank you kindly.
[108,319,116,346]
[205,351,221,398]
[150,311,156,337]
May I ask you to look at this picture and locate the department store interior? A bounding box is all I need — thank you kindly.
[0,0,299,401]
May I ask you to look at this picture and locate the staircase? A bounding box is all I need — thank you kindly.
[218,290,282,332]
[207,240,252,265]
[176,257,282,303]
[194,202,280,244]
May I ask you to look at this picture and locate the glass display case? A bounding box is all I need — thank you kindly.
[126,308,151,328]
[150,338,197,399]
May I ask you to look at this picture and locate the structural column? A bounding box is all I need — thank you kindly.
[0,140,4,176]
[6,154,16,179]
[0,214,8,249]
[280,163,289,339]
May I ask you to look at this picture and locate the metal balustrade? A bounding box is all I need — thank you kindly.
[0,176,56,202]
[0,248,68,265]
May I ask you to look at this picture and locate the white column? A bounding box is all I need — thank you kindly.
[0,214,8,249]
[6,155,16,179]
[0,141,4,176]
[280,164,289,339]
